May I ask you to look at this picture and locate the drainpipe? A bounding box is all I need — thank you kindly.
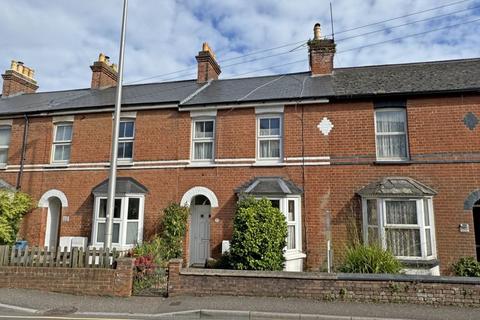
[16,114,29,190]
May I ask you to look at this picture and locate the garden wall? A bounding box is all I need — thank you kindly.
[168,259,480,307]
[0,258,135,297]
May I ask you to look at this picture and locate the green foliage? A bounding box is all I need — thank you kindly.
[339,245,403,274]
[0,190,35,245]
[131,203,188,267]
[229,196,287,271]
[452,257,480,277]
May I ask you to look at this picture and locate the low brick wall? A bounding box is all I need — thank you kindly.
[0,258,135,297]
[168,260,480,307]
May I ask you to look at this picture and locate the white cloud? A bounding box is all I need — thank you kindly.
[0,0,478,91]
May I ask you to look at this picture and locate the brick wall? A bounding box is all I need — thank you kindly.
[168,260,480,307]
[0,258,134,297]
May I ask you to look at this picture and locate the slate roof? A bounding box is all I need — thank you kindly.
[357,177,437,198]
[236,177,303,196]
[0,58,478,115]
[92,177,148,195]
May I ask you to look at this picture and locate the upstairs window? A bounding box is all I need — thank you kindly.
[375,109,408,161]
[257,115,282,161]
[192,119,215,161]
[118,119,135,161]
[52,123,73,163]
[0,125,11,165]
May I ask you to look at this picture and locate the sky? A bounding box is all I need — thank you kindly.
[0,0,479,92]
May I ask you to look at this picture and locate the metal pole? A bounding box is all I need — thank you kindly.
[105,0,128,248]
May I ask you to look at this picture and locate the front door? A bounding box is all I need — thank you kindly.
[190,204,210,266]
[474,204,480,261]
[45,197,61,250]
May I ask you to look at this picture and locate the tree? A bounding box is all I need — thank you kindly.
[229,196,287,271]
[0,190,35,245]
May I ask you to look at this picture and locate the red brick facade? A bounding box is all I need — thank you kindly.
[1,93,479,274]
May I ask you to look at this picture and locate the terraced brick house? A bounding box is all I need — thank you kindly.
[0,24,479,274]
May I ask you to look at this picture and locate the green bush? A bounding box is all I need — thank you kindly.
[340,245,403,274]
[131,203,188,266]
[452,257,480,277]
[229,196,287,271]
[0,190,35,245]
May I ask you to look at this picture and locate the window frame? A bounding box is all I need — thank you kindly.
[0,125,12,166]
[91,194,144,250]
[191,117,215,163]
[117,118,135,162]
[256,114,283,162]
[374,108,409,162]
[362,197,436,260]
[51,122,73,164]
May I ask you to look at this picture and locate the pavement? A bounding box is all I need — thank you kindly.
[0,288,478,320]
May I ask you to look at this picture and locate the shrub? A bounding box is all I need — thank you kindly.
[0,190,35,245]
[340,245,403,274]
[452,257,480,277]
[229,196,287,271]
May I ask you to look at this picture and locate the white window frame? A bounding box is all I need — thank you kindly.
[262,197,302,254]
[374,108,409,161]
[91,194,144,250]
[362,197,436,260]
[51,122,73,164]
[118,118,135,162]
[191,117,215,163]
[0,125,12,166]
[256,114,283,162]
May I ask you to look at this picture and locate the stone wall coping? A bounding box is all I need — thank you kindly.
[180,268,480,284]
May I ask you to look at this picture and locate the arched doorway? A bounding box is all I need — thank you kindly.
[474,200,480,261]
[189,195,211,266]
[44,197,62,250]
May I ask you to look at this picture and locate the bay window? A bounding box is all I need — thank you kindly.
[363,197,436,260]
[375,109,408,161]
[92,195,144,249]
[266,198,301,253]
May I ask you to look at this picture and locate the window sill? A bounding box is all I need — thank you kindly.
[187,161,215,168]
[374,160,412,165]
[117,161,134,167]
[284,251,306,260]
[0,164,7,170]
[45,163,69,168]
[399,258,439,268]
[252,161,285,167]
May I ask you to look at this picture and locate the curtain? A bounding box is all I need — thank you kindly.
[386,201,417,224]
[376,110,407,158]
[386,228,421,257]
[287,225,296,250]
[194,142,213,159]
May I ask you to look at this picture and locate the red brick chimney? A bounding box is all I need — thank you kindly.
[1,61,38,97]
[196,42,221,83]
[90,53,118,89]
[308,23,336,76]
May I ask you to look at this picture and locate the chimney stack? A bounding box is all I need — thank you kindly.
[307,23,336,76]
[1,60,38,97]
[90,53,118,89]
[196,42,221,84]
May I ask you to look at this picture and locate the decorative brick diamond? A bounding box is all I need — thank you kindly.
[463,112,478,131]
[317,117,333,136]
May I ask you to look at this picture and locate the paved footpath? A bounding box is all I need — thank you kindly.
[0,289,478,320]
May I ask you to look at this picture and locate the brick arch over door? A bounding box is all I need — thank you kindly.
[38,189,69,208]
[464,189,480,210]
[181,187,219,208]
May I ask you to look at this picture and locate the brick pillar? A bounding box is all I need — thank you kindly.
[113,257,135,297]
[167,259,183,297]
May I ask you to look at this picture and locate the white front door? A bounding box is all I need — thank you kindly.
[45,198,61,250]
[190,205,210,266]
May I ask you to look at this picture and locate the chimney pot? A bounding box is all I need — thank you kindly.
[313,23,322,40]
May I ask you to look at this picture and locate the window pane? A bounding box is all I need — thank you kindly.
[0,149,7,164]
[194,121,204,138]
[112,223,120,243]
[270,199,280,209]
[55,126,64,142]
[123,142,133,158]
[376,111,405,133]
[426,229,432,256]
[53,145,68,161]
[367,226,379,245]
[260,140,280,158]
[99,199,107,218]
[0,127,11,145]
[287,225,296,249]
[194,142,213,160]
[386,228,421,257]
[128,198,140,220]
[117,142,125,158]
[126,222,139,244]
[270,118,280,135]
[424,200,430,226]
[114,199,121,218]
[259,118,280,136]
[56,124,72,141]
[366,199,378,225]
[204,121,214,137]
[120,121,134,138]
[288,200,295,221]
[63,125,73,140]
[386,201,417,225]
[376,134,407,159]
[259,119,270,136]
[62,145,71,161]
[96,223,105,243]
